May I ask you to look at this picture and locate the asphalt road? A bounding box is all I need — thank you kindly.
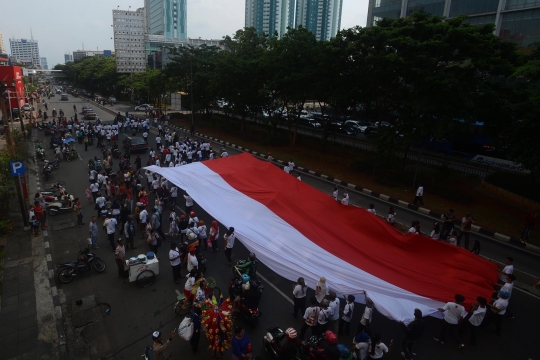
[40,96,540,360]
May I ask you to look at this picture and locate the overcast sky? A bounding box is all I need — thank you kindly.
[1,0,368,68]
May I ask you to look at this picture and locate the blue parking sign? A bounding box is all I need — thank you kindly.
[10,161,26,176]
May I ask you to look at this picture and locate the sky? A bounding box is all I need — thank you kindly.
[0,0,368,68]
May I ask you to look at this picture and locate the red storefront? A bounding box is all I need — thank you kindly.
[0,66,26,110]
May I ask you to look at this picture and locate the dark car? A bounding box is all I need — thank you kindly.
[299,117,322,129]
[123,136,148,153]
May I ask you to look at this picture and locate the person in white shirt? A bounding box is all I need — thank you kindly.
[327,292,340,335]
[341,190,349,206]
[315,276,328,304]
[221,151,228,158]
[386,207,396,225]
[139,208,148,235]
[368,334,392,359]
[288,159,295,171]
[300,297,320,340]
[461,296,487,346]
[433,294,466,347]
[170,186,178,206]
[430,223,441,240]
[184,194,194,214]
[332,186,338,201]
[169,242,182,284]
[292,277,307,317]
[339,295,355,335]
[367,203,376,215]
[224,227,235,266]
[486,291,509,335]
[358,297,374,333]
[498,257,514,284]
[296,173,302,181]
[283,165,290,174]
[353,329,370,360]
[184,248,198,272]
[414,185,424,206]
[103,216,118,251]
[316,300,333,334]
[182,269,197,308]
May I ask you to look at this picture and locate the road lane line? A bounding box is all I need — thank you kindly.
[255,272,294,305]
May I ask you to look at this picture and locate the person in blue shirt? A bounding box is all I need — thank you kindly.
[231,326,251,360]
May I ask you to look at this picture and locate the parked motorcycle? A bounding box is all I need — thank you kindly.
[112,148,121,158]
[43,165,52,181]
[65,149,79,162]
[46,194,75,216]
[36,147,45,160]
[298,333,326,360]
[56,248,106,284]
[43,158,60,170]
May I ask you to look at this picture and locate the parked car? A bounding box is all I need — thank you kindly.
[134,104,153,111]
[123,136,148,153]
[21,104,34,111]
[329,121,357,136]
[299,117,322,129]
[109,97,117,105]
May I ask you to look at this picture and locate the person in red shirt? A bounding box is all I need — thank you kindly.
[33,201,46,230]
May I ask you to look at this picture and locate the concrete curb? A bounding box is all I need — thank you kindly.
[31,137,69,359]
[92,102,540,256]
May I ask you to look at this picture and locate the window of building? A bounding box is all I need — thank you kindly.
[506,0,540,10]
[407,0,446,16]
[450,0,500,17]
[500,8,540,47]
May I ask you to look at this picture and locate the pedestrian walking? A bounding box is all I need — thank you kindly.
[328,291,340,335]
[209,220,219,252]
[114,238,127,279]
[88,216,99,249]
[147,229,159,256]
[400,308,424,360]
[151,207,166,243]
[231,326,251,360]
[224,227,235,266]
[498,257,514,285]
[341,190,349,205]
[198,220,208,250]
[169,242,182,284]
[184,192,193,215]
[85,186,92,203]
[519,210,536,243]
[386,207,396,226]
[300,297,320,340]
[315,276,328,304]
[190,307,202,354]
[74,198,84,227]
[414,185,424,206]
[440,209,455,240]
[457,213,473,249]
[433,294,466,348]
[33,201,46,230]
[316,300,333,336]
[459,296,487,346]
[485,291,510,335]
[357,297,374,334]
[104,214,118,251]
[123,215,136,251]
[291,277,307,318]
[338,295,355,336]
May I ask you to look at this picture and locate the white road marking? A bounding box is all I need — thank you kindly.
[256,272,294,305]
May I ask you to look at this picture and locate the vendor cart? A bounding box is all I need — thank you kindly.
[127,254,160,288]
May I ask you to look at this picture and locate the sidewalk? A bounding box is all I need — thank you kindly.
[0,136,66,360]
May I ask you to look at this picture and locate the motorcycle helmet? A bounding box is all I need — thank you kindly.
[325,330,338,345]
[241,273,250,284]
[285,328,297,339]
[190,211,195,217]
[180,214,186,219]
[337,344,351,358]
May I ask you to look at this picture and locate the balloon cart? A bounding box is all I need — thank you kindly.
[126,254,159,288]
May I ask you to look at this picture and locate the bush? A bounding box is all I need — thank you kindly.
[485,171,540,202]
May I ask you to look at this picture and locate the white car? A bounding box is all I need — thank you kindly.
[21,104,34,112]
[135,104,154,111]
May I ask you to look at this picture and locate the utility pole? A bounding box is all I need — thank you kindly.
[0,82,29,228]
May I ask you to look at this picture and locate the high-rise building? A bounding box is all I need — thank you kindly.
[245,0,296,38]
[64,54,73,63]
[0,30,6,54]
[72,50,113,62]
[113,8,146,73]
[145,0,187,40]
[40,57,48,70]
[294,0,343,41]
[366,0,540,48]
[9,38,40,66]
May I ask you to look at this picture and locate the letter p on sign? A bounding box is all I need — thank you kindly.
[10,161,26,176]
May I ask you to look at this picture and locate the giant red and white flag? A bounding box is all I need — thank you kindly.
[145,153,497,322]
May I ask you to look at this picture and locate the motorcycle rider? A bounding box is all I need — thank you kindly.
[237,253,259,278]
[234,280,262,314]
[310,330,340,360]
[270,327,300,360]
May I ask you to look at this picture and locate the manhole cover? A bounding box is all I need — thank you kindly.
[51,219,76,230]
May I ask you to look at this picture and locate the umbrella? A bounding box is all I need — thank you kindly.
[63,138,76,144]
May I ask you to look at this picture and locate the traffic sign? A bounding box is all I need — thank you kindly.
[9,161,26,176]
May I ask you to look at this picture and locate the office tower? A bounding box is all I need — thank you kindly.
[366,0,540,47]
[9,38,40,66]
[112,8,146,73]
[64,54,73,63]
[245,0,296,38]
[40,57,48,70]
[145,0,187,39]
[0,30,6,54]
[294,0,343,41]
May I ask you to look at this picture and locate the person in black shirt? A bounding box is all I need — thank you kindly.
[271,327,300,360]
[134,154,142,170]
[241,282,262,310]
[400,308,425,360]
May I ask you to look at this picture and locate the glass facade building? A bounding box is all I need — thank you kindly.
[367,0,540,47]
[145,0,187,40]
